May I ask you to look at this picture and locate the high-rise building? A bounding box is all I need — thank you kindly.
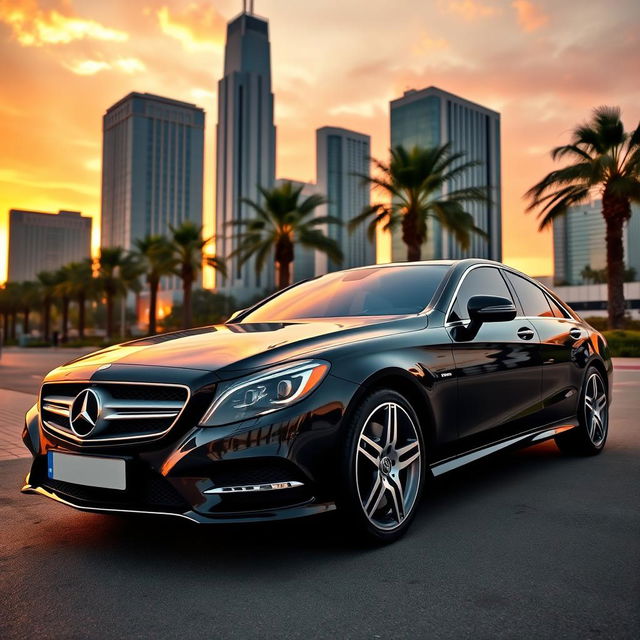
[101,92,205,294]
[215,6,276,303]
[553,200,640,285]
[7,209,91,282]
[389,86,501,262]
[316,126,373,274]
[274,179,318,283]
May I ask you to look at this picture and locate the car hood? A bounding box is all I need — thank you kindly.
[56,316,428,375]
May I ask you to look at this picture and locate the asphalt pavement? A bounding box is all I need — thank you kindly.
[0,354,639,639]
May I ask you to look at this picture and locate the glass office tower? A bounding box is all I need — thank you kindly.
[316,126,374,274]
[553,200,640,285]
[389,86,501,262]
[215,8,276,303]
[101,92,205,294]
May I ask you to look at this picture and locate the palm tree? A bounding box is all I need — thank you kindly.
[62,260,95,339]
[525,106,640,329]
[54,266,73,342]
[349,144,488,261]
[234,182,342,290]
[134,235,176,335]
[37,270,58,341]
[170,221,226,329]
[18,281,40,335]
[98,247,129,340]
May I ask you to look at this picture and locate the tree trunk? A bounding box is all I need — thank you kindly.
[277,260,291,290]
[106,294,114,340]
[602,192,631,329]
[77,293,86,340]
[2,312,9,342]
[10,311,17,341]
[42,297,51,341]
[149,276,159,335]
[182,278,193,329]
[24,308,30,334]
[402,208,423,262]
[61,297,70,343]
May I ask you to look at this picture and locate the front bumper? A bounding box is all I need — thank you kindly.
[22,373,358,523]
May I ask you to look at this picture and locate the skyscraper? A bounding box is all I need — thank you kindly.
[101,92,205,294]
[215,5,276,303]
[316,126,373,274]
[389,86,501,262]
[553,200,640,285]
[7,209,91,282]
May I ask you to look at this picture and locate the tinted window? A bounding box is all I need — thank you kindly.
[449,267,513,322]
[241,266,450,321]
[545,294,569,318]
[504,272,553,317]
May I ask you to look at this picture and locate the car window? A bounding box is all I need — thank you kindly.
[240,265,450,321]
[448,267,513,323]
[545,294,569,318]
[504,272,553,318]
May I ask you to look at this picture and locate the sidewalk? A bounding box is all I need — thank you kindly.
[0,389,35,461]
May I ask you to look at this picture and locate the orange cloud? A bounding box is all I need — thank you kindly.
[412,32,450,55]
[441,0,497,21]
[156,2,226,51]
[0,0,128,46]
[512,0,549,32]
[62,57,146,76]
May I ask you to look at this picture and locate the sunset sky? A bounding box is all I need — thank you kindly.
[1,0,639,283]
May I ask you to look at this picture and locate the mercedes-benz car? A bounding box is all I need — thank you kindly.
[22,259,612,543]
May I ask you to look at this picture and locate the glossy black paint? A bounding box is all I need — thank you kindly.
[22,259,613,524]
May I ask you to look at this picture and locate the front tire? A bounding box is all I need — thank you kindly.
[337,390,425,544]
[555,366,609,456]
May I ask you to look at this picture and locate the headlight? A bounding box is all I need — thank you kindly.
[199,360,330,426]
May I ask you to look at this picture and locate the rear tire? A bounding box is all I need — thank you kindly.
[336,389,426,545]
[555,366,608,456]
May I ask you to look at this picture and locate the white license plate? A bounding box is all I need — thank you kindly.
[47,451,126,491]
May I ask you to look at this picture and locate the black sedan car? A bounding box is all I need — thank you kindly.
[22,259,612,543]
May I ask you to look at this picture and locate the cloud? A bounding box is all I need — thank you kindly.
[156,2,226,51]
[440,0,498,21]
[62,57,146,76]
[412,32,450,55]
[0,0,128,46]
[512,0,549,32]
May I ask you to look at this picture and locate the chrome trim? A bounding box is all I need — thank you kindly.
[39,381,191,445]
[430,424,577,477]
[204,481,304,494]
[104,412,179,421]
[21,484,199,523]
[42,403,70,417]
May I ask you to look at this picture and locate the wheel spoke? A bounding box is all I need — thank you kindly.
[358,443,380,467]
[385,404,398,448]
[585,396,594,412]
[397,449,421,471]
[386,476,405,522]
[361,433,382,455]
[364,474,385,516]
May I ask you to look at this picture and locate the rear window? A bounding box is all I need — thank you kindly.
[241,265,450,322]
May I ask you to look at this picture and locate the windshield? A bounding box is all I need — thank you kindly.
[240,265,450,322]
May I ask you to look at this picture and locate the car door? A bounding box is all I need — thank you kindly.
[447,266,543,442]
[503,271,584,426]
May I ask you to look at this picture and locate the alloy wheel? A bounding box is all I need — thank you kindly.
[355,402,422,531]
[584,372,608,447]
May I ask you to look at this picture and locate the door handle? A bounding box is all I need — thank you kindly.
[569,328,582,340]
[517,327,535,341]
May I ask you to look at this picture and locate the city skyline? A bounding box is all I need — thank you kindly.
[1,0,639,282]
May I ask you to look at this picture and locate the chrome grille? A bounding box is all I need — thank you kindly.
[40,381,190,444]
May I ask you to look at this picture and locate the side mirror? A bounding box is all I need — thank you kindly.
[467,295,517,324]
[227,308,246,323]
[453,295,516,341]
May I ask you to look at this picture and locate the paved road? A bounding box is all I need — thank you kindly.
[1,362,638,638]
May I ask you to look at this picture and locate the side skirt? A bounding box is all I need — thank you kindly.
[429,423,577,477]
